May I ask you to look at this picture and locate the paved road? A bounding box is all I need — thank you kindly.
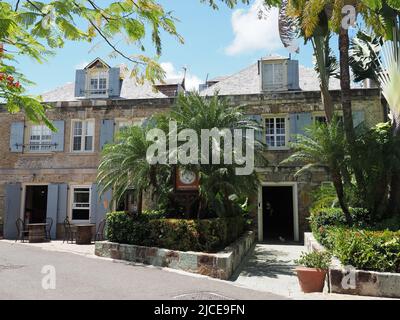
[0,241,285,300]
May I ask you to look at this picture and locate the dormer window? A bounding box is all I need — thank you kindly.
[74,58,122,99]
[88,70,108,97]
[260,56,300,92]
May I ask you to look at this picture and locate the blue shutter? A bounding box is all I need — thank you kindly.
[10,122,24,152]
[248,115,264,143]
[90,184,112,229]
[289,112,312,142]
[353,110,365,128]
[57,184,68,224]
[46,184,59,239]
[296,112,312,135]
[109,67,121,97]
[287,60,300,90]
[100,119,115,150]
[4,183,22,239]
[51,120,64,152]
[74,69,86,97]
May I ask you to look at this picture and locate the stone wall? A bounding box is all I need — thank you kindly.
[95,231,255,280]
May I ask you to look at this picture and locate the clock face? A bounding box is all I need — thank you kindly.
[179,169,196,185]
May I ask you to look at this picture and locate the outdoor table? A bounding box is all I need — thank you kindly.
[27,223,47,243]
[75,224,95,244]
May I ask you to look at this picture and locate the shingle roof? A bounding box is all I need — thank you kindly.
[200,63,341,96]
[41,77,168,102]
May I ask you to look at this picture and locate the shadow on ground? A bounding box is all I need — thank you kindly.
[230,242,303,281]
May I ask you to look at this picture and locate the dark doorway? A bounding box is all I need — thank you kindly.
[262,186,294,241]
[24,185,48,223]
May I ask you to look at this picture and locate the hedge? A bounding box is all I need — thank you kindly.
[310,207,400,273]
[105,211,246,253]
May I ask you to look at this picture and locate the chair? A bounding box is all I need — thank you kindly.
[63,217,76,243]
[45,217,53,241]
[15,218,29,242]
[95,219,106,241]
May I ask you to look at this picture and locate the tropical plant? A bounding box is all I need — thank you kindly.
[281,117,353,224]
[349,30,383,83]
[97,123,172,215]
[167,93,268,218]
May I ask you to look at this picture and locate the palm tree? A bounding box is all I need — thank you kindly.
[281,117,353,224]
[97,124,171,215]
[169,93,268,218]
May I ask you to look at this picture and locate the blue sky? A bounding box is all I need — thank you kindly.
[19,0,321,95]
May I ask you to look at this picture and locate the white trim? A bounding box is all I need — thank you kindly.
[262,114,290,150]
[70,119,95,153]
[257,182,299,242]
[20,183,49,220]
[68,185,91,223]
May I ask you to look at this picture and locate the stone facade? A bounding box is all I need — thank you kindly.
[0,88,384,241]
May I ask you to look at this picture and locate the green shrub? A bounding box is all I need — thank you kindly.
[323,227,400,273]
[105,211,245,253]
[295,251,332,269]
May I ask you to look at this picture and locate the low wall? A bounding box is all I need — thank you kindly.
[95,231,255,280]
[305,232,400,299]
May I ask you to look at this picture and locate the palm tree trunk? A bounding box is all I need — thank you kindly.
[339,27,366,198]
[389,114,400,216]
[137,190,143,215]
[331,167,353,225]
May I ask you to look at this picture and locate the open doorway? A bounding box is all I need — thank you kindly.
[262,185,294,242]
[24,185,48,224]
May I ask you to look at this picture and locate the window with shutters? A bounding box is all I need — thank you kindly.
[313,112,343,125]
[28,125,52,152]
[71,120,95,152]
[265,116,288,150]
[70,186,91,222]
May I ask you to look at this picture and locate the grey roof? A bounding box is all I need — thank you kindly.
[200,63,341,96]
[41,77,168,102]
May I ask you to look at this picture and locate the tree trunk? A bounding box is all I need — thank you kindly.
[320,85,334,122]
[331,167,353,225]
[389,114,400,216]
[339,27,366,199]
[137,190,143,215]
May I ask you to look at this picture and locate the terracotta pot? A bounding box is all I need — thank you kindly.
[296,267,327,293]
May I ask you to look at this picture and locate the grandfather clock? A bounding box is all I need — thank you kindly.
[174,167,199,218]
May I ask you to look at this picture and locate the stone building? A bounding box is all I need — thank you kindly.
[0,56,384,242]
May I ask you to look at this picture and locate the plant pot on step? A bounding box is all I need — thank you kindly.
[296,267,327,293]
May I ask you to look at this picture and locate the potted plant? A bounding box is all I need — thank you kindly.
[294,251,332,293]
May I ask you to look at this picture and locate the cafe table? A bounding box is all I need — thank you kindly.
[75,224,96,244]
[27,223,47,243]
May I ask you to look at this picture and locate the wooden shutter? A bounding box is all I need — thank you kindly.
[46,184,59,239]
[74,69,86,97]
[10,122,24,152]
[108,67,121,97]
[4,183,22,239]
[51,120,64,152]
[100,119,115,150]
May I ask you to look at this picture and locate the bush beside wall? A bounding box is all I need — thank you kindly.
[106,211,246,253]
[310,208,400,273]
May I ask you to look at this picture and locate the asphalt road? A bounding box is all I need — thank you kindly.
[0,241,285,300]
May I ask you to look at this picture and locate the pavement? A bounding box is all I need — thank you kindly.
[0,240,391,300]
[0,240,284,300]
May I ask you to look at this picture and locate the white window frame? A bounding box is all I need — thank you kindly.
[28,124,52,152]
[264,115,289,150]
[70,119,95,153]
[86,69,109,98]
[69,185,91,223]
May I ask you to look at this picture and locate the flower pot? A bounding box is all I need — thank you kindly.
[295,267,327,293]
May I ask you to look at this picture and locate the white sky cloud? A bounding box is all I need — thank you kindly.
[225,0,281,56]
[75,61,89,69]
[161,62,202,92]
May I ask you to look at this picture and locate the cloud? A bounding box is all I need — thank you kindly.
[225,0,281,56]
[161,62,202,92]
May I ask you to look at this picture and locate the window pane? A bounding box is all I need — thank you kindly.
[85,136,93,151]
[85,121,94,136]
[90,78,98,90]
[73,136,82,151]
[72,209,90,220]
[74,122,82,136]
